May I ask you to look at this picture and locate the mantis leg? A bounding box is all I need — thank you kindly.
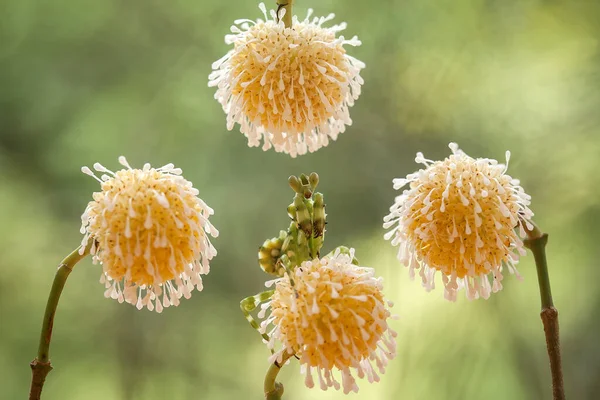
[240,289,275,344]
[277,254,301,302]
[277,254,297,288]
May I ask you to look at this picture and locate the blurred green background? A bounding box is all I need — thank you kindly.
[1,0,599,399]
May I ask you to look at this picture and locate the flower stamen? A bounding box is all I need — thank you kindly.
[384,143,534,300]
[80,157,218,311]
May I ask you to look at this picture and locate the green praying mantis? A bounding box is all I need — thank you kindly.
[240,173,357,346]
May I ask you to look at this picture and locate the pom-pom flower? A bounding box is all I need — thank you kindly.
[80,157,219,312]
[209,3,365,157]
[260,249,397,394]
[383,143,534,301]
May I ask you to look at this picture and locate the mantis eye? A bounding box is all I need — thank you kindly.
[288,175,302,193]
[309,172,319,190]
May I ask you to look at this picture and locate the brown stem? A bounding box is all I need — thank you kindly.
[524,223,565,400]
[541,307,564,400]
[29,360,53,400]
[29,244,91,400]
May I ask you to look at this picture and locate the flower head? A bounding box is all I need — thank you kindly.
[261,249,396,394]
[383,143,534,301]
[80,157,219,312]
[209,3,365,157]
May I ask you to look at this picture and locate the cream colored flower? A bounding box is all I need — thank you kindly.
[80,157,218,312]
[209,3,364,157]
[260,249,396,394]
[384,143,534,301]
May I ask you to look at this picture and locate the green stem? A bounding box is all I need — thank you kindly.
[525,223,553,309]
[524,222,565,400]
[276,0,294,28]
[264,351,295,400]
[29,243,92,400]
